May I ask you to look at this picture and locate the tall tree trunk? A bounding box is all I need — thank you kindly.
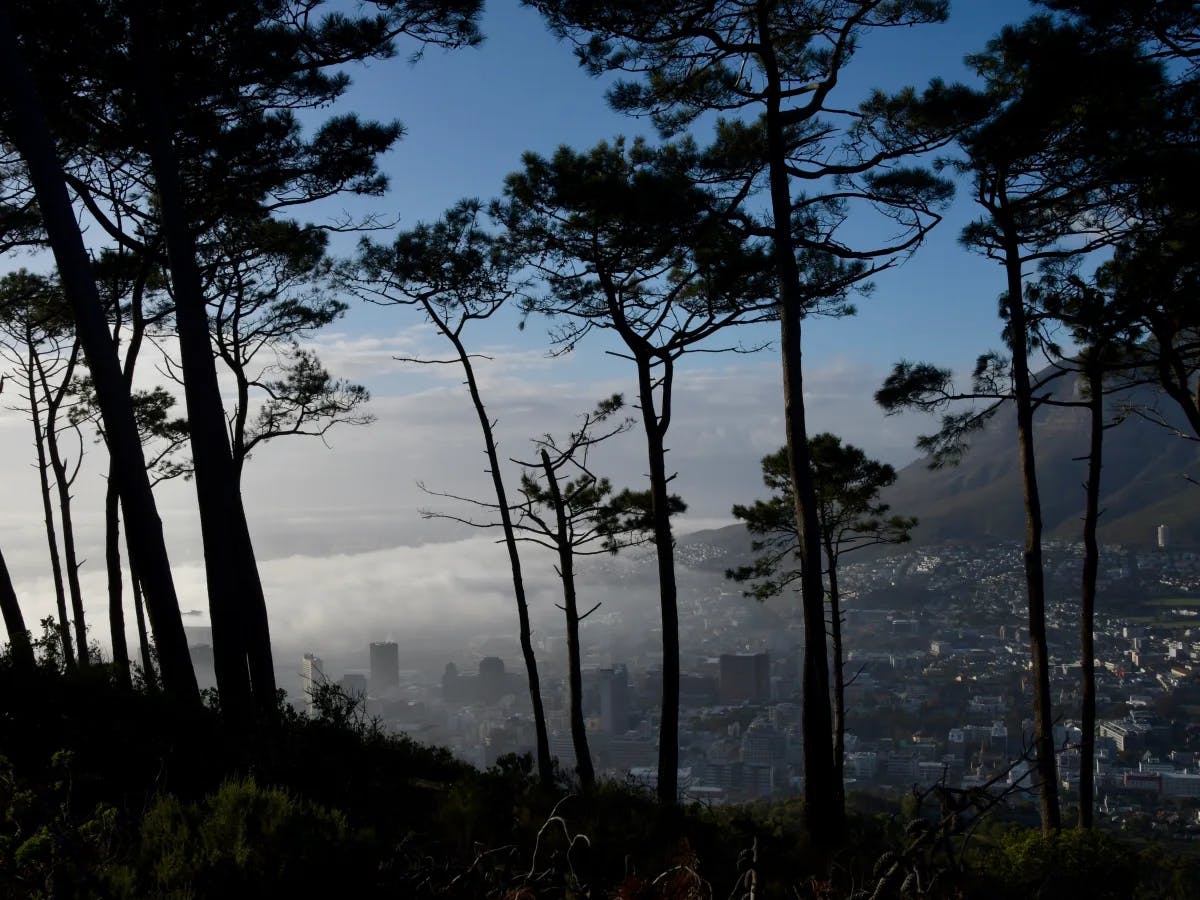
[117,263,150,690]
[106,471,132,687]
[442,324,552,786]
[1078,358,1104,828]
[47,424,87,665]
[0,544,34,669]
[631,355,681,805]
[541,449,595,790]
[40,339,88,665]
[127,547,157,687]
[999,202,1060,833]
[759,22,839,836]
[27,344,74,669]
[0,5,198,702]
[826,543,847,812]
[595,269,680,804]
[131,8,275,721]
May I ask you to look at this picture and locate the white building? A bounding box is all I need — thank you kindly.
[300,652,325,715]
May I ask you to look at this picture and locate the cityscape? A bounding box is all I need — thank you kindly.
[2,0,1199,893]
[255,530,1200,835]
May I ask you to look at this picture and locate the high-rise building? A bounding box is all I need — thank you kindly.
[719,653,770,705]
[1158,524,1171,549]
[598,665,630,735]
[300,652,325,715]
[369,641,400,696]
[478,656,507,705]
[340,672,367,700]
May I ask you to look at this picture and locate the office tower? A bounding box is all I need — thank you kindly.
[598,664,630,736]
[370,641,400,696]
[719,653,770,705]
[300,652,325,715]
[340,672,367,700]
[478,656,506,705]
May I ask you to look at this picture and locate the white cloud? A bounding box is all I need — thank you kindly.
[0,339,934,659]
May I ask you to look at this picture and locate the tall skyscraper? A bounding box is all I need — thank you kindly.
[598,665,630,736]
[478,656,507,705]
[369,641,400,696]
[300,652,325,715]
[719,653,771,705]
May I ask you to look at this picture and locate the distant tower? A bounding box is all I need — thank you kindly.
[1158,524,1171,550]
[300,653,325,715]
[478,656,506,705]
[442,662,463,703]
[369,641,400,696]
[719,653,771,704]
[340,672,367,700]
[598,665,630,735]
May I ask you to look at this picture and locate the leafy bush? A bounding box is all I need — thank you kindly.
[129,778,364,898]
[973,827,1139,899]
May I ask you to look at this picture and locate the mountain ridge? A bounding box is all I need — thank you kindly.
[680,373,1200,563]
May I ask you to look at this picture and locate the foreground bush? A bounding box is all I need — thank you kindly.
[2,661,1199,898]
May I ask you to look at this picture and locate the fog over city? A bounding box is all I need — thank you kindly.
[0,327,933,692]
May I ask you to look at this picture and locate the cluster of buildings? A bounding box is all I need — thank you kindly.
[286,537,1200,829]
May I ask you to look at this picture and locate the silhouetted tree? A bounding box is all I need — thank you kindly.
[0,272,88,667]
[502,137,778,803]
[0,8,199,701]
[201,220,373,481]
[878,16,1164,833]
[4,0,481,719]
[353,200,554,787]
[511,394,684,790]
[1024,266,1142,828]
[528,0,963,833]
[729,435,914,808]
[81,249,186,688]
[73,376,190,686]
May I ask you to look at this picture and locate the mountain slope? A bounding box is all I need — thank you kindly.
[883,373,1200,547]
[681,373,1200,561]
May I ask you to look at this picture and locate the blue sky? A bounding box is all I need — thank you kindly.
[2,0,1060,662]
[322,0,1037,371]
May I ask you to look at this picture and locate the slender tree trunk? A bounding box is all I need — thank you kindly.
[131,8,275,720]
[826,545,847,812]
[759,21,839,836]
[48,426,87,665]
[594,267,682,805]
[1078,359,1104,828]
[0,6,198,702]
[999,203,1060,833]
[128,548,157,687]
[442,324,552,786]
[227,379,277,714]
[630,355,681,806]
[41,341,88,664]
[541,449,595,789]
[119,265,150,690]
[106,472,132,687]
[0,544,34,669]
[27,346,74,669]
